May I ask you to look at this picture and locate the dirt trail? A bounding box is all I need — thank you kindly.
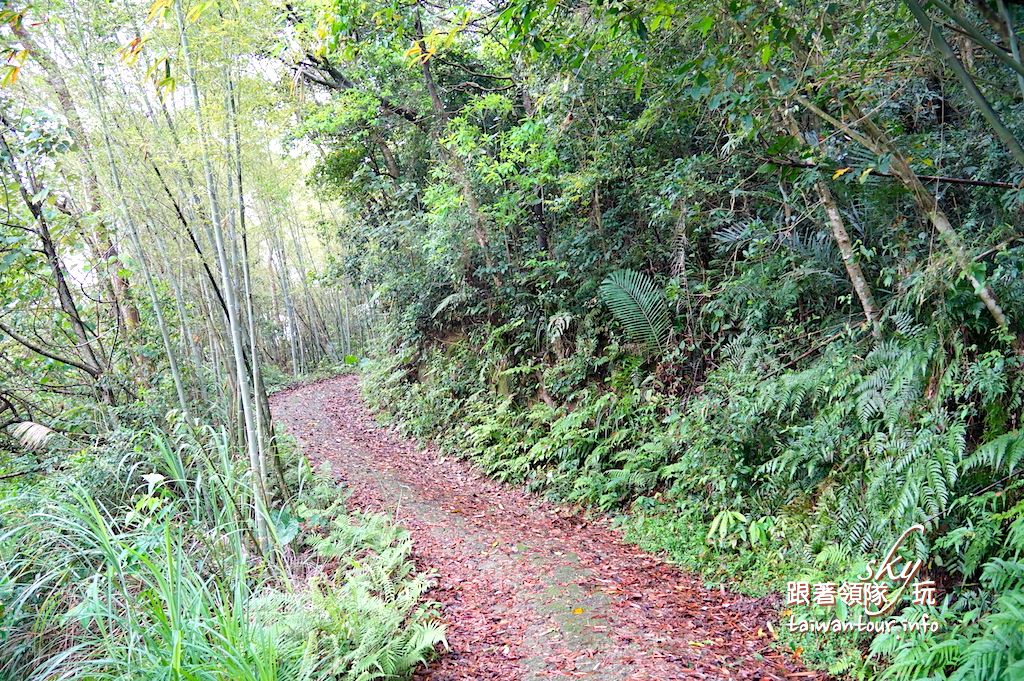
[272,375,821,681]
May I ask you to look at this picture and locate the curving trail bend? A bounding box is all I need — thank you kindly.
[271,375,823,681]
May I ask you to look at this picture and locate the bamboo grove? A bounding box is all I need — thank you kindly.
[0,1,442,678]
[0,0,373,529]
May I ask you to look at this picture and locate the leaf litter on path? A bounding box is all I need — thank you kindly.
[272,375,826,681]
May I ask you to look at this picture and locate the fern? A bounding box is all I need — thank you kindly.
[963,430,1024,476]
[598,269,671,354]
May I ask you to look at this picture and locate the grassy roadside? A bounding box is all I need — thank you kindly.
[0,416,445,680]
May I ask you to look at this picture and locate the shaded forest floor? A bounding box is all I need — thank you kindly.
[272,375,823,680]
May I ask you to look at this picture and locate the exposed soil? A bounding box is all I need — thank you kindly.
[271,375,824,681]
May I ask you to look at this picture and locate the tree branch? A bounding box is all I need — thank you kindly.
[0,467,44,481]
[767,157,1020,189]
[0,319,100,377]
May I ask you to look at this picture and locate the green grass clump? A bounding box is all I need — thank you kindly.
[0,423,444,681]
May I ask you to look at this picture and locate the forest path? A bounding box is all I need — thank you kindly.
[271,375,820,681]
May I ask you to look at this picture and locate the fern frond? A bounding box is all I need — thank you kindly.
[598,269,671,354]
[10,421,56,450]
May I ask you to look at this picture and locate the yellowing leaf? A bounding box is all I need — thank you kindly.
[571,607,585,615]
[832,167,851,180]
[1,11,25,30]
[118,37,145,66]
[1,65,19,87]
[146,0,172,24]
[187,1,210,23]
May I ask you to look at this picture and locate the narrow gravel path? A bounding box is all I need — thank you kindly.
[272,375,821,681]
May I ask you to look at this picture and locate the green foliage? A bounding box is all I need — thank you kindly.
[361,307,1024,678]
[870,508,1024,681]
[262,0,1024,676]
[260,509,446,680]
[39,0,1023,677]
[598,270,671,354]
[0,424,444,681]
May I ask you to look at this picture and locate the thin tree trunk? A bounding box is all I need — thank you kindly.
[17,24,139,332]
[782,110,881,338]
[0,132,111,400]
[227,69,275,501]
[849,102,1010,332]
[414,5,496,277]
[127,197,191,415]
[82,52,192,415]
[905,0,1024,167]
[796,95,1012,334]
[264,203,302,374]
[167,250,209,404]
[998,0,1024,99]
[176,0,270,553]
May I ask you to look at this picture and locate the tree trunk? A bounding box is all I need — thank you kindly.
[0,132,110,400]
[176,0,270,553]
[794,94,1013,335]
[848,102,1010,332]
[128,197,191,416]
[414,5,496,277]
[782,110,881,338]
[19,22,140,332]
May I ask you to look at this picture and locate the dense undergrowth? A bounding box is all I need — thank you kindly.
[362,317,1024,677]
[0,417,445,680]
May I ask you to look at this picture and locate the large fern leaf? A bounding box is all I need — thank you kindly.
[598,269,671,354]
